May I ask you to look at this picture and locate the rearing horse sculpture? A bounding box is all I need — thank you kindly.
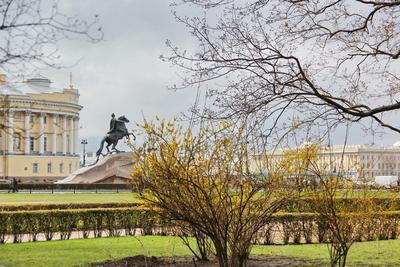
[95,115,136,163]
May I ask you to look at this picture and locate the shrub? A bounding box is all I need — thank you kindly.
[0,208,399,245]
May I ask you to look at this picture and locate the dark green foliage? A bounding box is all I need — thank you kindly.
[0,208,158,243]
[0,206,399,245]
[0,202,138,211]
[282,197,400,213]
[0,183,132,191]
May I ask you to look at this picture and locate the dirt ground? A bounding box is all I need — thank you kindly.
[91,255,325,267]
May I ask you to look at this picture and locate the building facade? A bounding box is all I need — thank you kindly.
[0,74,81,183]
[267,144,400,181]
[318,144,400,180]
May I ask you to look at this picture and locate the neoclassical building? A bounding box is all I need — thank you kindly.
[0,74,81,183]
[262,143,400,181]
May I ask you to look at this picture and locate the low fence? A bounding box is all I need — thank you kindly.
[0,183,133,193]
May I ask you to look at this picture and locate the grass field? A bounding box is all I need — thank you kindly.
[0,236,399,267]
[0,190,398,206]
[0,193,138,205]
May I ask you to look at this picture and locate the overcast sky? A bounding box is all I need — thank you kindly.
[40,0,199,152]
[38,0,400,152]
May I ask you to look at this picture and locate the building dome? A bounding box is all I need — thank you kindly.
[0,74,63,95]
[26,76,51,87]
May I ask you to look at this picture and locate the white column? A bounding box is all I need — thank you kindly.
[62,115,67,155]
[69,117,74,154]
[24,111,30,154]
[52,114,57,155]
[74,117,79,155]
[39,113,44,154]
[1,114,4,153]
[8,111,13,153]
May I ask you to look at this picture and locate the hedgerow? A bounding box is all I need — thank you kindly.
[0,208,159,243]
[0,208,399,244]
[0,202,139,211]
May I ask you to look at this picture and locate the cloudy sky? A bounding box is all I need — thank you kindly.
[36,0,400,152]
[41,0,200,151]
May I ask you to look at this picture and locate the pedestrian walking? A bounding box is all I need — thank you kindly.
[7,178,18,193]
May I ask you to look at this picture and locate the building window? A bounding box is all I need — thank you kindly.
[14,112,21,121]
[30,115,34,123]
[33,163,39,173]
[59,163,64,173]
[30,137,35,151]
[44,136,47,152]
[43,115,47,124]
[69,163,72,173]
[13,136,20,150]
[47,163,52,173]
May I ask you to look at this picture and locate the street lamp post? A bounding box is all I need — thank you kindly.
[81,139,88,167]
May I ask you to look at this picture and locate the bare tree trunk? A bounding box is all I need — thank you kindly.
[339,249,349,267]
[214,241,229,267]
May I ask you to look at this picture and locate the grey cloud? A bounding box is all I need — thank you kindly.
[43,0,198,153]
[41,0,400,152]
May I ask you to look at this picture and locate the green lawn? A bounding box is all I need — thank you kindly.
[0,236,399,267]
[0,193,138,205]
[1,190,397,206]
[253,240,400,266]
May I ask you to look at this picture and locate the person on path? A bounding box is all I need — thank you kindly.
[8,178,18,193]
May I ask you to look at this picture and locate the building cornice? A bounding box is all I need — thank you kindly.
[1,96,82,111]
[5,108,79,118]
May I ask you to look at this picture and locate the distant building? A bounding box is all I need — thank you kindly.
[316,144,400,180]
[0,74,81,183]
[263,143,400,181]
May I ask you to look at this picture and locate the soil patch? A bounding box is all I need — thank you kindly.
[90,255,325,267]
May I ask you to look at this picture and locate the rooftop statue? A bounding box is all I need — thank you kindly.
[95,113,136,163]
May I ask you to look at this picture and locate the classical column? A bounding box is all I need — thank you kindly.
[8,110,13,153]
[39,113,44,154]
[62,115,67,155]
[69,117,74,154]
[24,111,30,154]
[74,117,79,155]
[52,114,57,155]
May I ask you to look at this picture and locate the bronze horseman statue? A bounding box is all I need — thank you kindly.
[95,113,136,162]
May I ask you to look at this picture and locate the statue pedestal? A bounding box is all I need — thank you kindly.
[56,152,133,184]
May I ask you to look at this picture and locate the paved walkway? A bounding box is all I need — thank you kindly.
[2,229,145,244]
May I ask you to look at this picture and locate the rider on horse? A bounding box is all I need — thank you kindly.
[108,113,117,134]
[95,114,136,162]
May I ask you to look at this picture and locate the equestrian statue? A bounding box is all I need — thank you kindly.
[95,113,136,163]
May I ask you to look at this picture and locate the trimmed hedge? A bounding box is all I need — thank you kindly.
[0,183,132,191]
[255,211,400,245]
[0,208,160,243]
[282,197,400,212]
[0,202,139,211]
[2,197,398,212]
[1,208,399,244]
